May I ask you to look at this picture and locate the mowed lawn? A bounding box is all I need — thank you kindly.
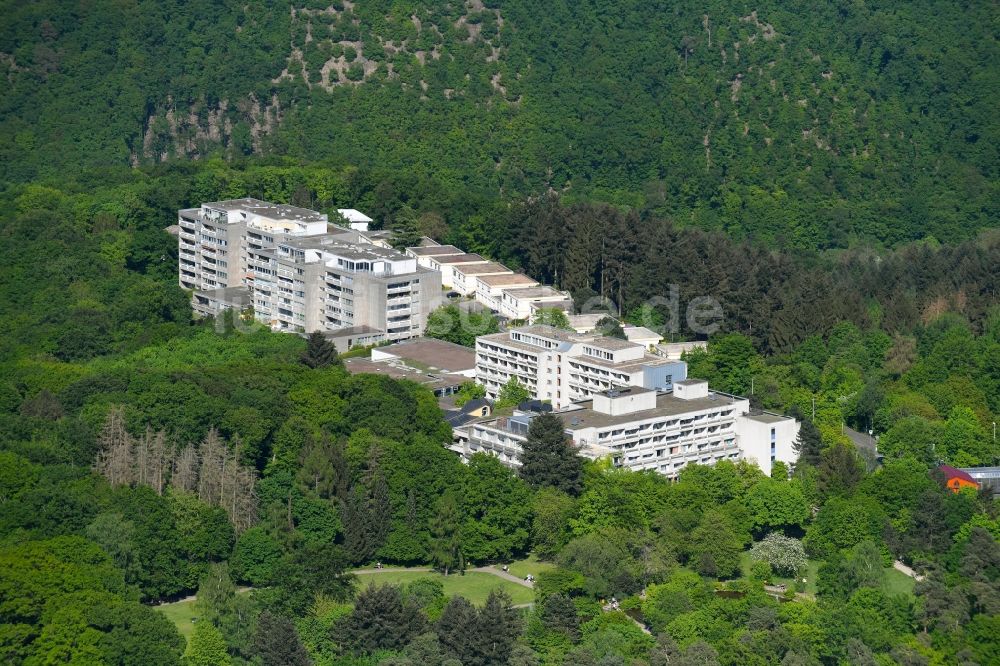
[502,554,556,581]
[156,599,198,642]
[355,570,534,606]
[737,551,916,598]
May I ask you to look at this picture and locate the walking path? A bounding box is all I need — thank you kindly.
[893,560,925,582]
[353,565,536,588]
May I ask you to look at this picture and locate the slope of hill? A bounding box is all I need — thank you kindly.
[2,0,997,248]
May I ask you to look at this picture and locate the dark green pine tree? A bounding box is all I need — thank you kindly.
[389,205,423,250]
[343,485,373,564]
[541,593,580,640]
[519,412,583,495]
[437,596,478,664]
[428,490,464,575]
[343,584,426,654]
[300,331,341,369]
[472,590,523,666]
[791,409,823,467]
[253,611,312,666]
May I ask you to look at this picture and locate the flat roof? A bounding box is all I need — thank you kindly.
[321,325,383,338]
[577,336,641,351]
[194,286,251,304]
[433,253,489,265]
[453,262,513,276]
[510,324,581,342]
[407,245,464,257]
[476,273,539,287]
[502,286,567,299]
[744,412,791,424]
[557,391,743,430]
[675,379,708,386]
[344,357,467,389]
[567,352,675,372]
[375,338,476,373]
[202,198,327,222]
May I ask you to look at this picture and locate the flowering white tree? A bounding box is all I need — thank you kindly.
[750,532,807,576]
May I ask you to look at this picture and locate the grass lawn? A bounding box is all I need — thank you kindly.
[739,551,820,595]
[882,567,916,597]
[156,599,198,642]
[503,554,556,581]
[355,570,534,606]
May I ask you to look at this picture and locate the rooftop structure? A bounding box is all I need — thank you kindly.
[344,357,466,398]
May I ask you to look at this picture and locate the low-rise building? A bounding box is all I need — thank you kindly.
[655,341,708,360]
[475,325,685,409]
[427,253,490,288]
[474,273,540,311]
[623,325,663,350]
[370,337,476,377]
[451,262,514,296]
[452,381,799,478]
[406,245,465,269]
[499,285,573,321]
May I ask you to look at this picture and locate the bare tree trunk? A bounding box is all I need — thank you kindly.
[172,445,199,493]
[95,406,135,487]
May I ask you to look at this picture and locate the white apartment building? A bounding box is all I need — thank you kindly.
[475,325,686,409]
[451,262,514,296]
[474,273,540,311]
[255,234,441,340]
[452,381,799,478]
[499,286,573,320]
[180,199,441,344]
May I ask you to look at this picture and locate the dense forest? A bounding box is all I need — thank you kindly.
[2,0,998,248]
[1,0,999,664]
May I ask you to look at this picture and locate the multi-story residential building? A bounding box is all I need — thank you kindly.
[475,325,686,409]
[180,199,441,344]
[451,262,514,296]
[499,285,573,321]
[178,198,328,293]
[256,234,441,340]
[452,380,799,478]
[474,273,541,311]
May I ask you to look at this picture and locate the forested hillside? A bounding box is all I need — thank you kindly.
[3,0,998,247]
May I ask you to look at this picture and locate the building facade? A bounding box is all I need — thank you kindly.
[452,381,799,478]
[475,325,686,409]
[180,199,441,344]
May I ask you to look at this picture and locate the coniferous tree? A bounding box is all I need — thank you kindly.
[519,412,583,495]
[473,590,522,666]
[343,584,426,654]
[428,490,464,575]
[344,485,373,564]
[541,593,580,639]
[792,411,823,467]
[437,596,478,663]
[300,331,341,369]
[253,611,312,666]
[389,205,423,250]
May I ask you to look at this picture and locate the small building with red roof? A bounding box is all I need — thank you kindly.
[938,465,980,493]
